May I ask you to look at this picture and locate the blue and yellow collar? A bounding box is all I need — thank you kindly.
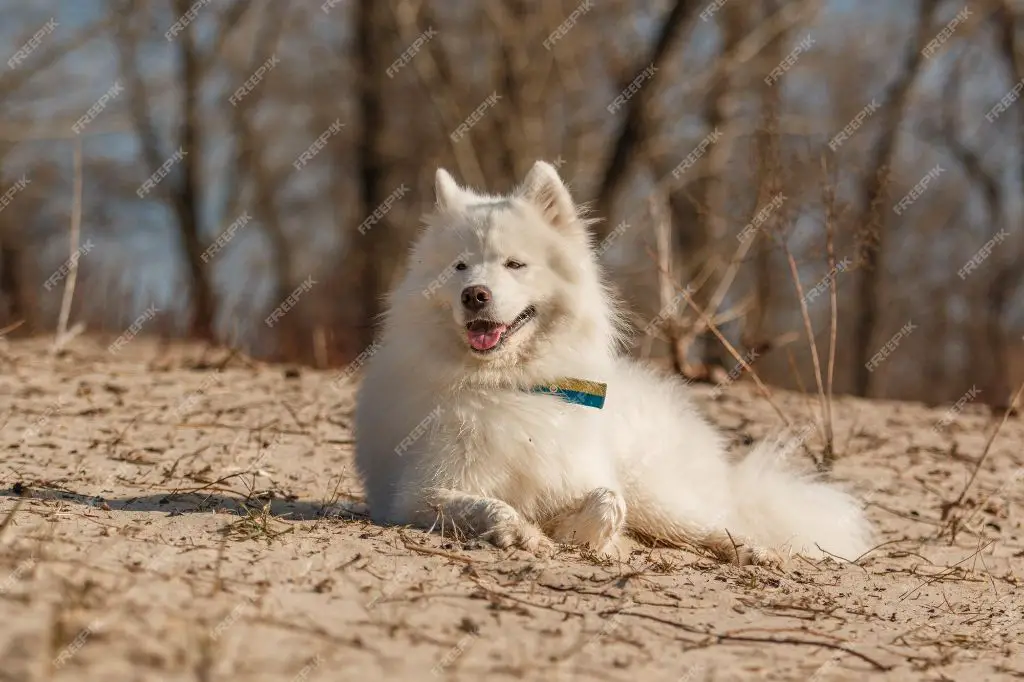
[529,377,607,409]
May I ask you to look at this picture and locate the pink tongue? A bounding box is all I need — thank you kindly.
[468,325,506,351]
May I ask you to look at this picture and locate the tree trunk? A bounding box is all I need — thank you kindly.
[174,0,215,340]
[352,0,390,351]
[593,0,696,239]
[850,0,938,397]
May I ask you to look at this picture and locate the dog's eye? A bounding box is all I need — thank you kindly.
[455,262,468,271]
[505,260,526,270]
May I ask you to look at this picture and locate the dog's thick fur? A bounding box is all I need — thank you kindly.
[354,161,873,564]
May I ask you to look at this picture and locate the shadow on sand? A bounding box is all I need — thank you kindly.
[1,482,369,523]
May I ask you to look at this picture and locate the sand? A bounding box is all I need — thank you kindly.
[1,336,1022,681]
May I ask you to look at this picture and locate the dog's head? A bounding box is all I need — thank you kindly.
[393,161,621,380]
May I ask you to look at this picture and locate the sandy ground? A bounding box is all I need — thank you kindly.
[1,336,1022,682]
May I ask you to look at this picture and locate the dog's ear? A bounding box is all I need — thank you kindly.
[434,168,467,212]
[520,161,577,232]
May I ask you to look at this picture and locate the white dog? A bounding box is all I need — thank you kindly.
[354,161,873,565]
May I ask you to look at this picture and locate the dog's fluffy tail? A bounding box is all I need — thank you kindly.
[728,437,874,560]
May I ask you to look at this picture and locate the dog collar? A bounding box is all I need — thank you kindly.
[529,377,607,409]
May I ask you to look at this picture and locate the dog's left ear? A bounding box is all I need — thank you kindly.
[435,168,468,212]
[520,161,577,232]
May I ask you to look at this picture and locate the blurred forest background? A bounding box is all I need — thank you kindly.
[0,0,1022,407]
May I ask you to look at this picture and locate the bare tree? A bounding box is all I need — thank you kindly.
[593,0,696,239]
[349,0,392,352]
[849,0,939,397]
[115,0,216,340]
[225,2,300,356]
[0,0,1019,404]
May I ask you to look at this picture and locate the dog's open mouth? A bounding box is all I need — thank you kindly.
[465,306,537,353]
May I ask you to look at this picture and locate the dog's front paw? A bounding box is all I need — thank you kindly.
[483,521,555,557]
[745,545,785,569]
[520,529,557,557]
[725,543,785,569]
[550,487,627,551]
[587,534,632,561]
[587,487,627,535]
[704,531,784,568]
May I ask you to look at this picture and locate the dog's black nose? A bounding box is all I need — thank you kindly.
[461,285,492,311]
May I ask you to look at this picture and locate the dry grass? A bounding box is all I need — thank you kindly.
[0,336,1022,681]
